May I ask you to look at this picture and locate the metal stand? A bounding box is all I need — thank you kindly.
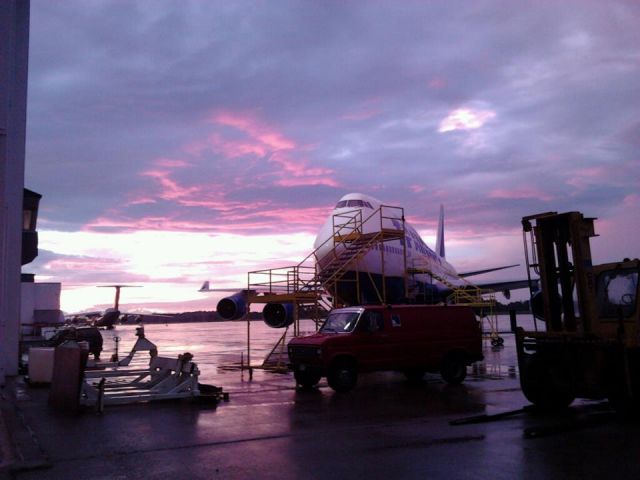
[80,326,227,410]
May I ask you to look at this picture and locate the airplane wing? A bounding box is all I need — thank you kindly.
[459,264,519,278]
[198,281,293,293]
[198,281,244,292]
[456,265,536,299]
[472,279,539,300]
[475,279,537,292]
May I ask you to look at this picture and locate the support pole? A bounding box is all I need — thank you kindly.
[0,0,30,379]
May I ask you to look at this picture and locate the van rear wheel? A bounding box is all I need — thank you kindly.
[441,354,467,385]
[327,360,357,393]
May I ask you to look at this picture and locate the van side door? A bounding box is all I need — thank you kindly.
[353,310,391,371]
[385,310,415,369]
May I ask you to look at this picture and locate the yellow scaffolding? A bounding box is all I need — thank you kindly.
[242,205,407,371]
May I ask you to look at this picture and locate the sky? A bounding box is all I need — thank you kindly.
[24,0,640,313]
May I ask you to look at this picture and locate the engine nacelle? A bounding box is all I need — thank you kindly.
[263,302,294,328]
[216,291,249,320]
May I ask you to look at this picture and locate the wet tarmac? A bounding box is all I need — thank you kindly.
[2,317,640,479]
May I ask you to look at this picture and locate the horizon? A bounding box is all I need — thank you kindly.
[23,1,640,313]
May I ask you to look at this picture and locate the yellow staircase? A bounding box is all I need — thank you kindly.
[248,205,405,311]
[246,205,406,369]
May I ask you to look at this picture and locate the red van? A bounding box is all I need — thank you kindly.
[287,304,483,392]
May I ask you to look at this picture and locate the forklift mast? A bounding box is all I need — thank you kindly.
[522,211,598,334]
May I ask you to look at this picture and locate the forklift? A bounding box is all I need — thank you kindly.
[516,211,640,412]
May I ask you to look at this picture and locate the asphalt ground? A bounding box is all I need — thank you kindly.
[2,333,640,479]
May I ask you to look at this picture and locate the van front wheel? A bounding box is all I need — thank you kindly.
[327,360,357,393]
[294,370,321,389]
[441,354,467,385]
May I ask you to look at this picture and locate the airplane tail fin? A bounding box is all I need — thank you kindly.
[435,205,445,259]
[199,281,210,292]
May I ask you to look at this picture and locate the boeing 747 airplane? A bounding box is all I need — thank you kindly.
[214,193,531,327]
[312,193,526,306]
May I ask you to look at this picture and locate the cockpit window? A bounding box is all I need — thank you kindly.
[335,200,374,209]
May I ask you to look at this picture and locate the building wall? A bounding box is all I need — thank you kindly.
[20,282,63,335]
[0,1,30,379]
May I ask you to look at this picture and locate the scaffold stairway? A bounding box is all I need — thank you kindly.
[249,206,406,369]
[249,206,405,307]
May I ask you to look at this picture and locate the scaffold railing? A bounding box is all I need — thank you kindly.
[244,205,407,369]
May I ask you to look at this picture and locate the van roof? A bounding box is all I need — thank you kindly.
[331,304,472,313]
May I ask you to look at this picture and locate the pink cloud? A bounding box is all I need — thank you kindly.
[141,169,199,201]
[183,110,293,158]
[84,215,219,232]
[257,132,296,151]
[212,111,296,152]
[205,132,268,158]
[276,176,340,187]
[210,110,296,150]
[127,196,157,205]
[211,111,258,131]
[84,204,333,235]
[266,151,338,186]
[88,110,340,234]
[206,109,338,187]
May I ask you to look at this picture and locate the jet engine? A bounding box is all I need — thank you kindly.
[262,302,294,328]
[216,291,250,320]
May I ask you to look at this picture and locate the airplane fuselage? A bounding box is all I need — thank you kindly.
[313,193,464,304]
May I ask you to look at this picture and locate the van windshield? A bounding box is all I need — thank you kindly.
[320,311,361,333]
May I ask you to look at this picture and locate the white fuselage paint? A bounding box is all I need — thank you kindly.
[313,193,465,294]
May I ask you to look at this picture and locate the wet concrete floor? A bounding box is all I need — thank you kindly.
[3,320,640,479]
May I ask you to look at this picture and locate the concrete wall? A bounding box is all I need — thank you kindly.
[0,1,30,379]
